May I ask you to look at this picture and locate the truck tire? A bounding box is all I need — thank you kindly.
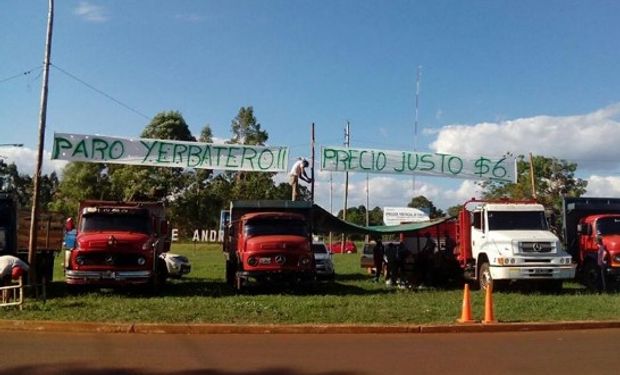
[225,260,236,286]
[479,262,493,291]
[582,261,603,292]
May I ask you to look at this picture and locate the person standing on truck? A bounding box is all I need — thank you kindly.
[372,238,385,282]
[289,158,312,201]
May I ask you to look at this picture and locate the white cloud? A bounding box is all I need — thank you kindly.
[583,175,620,198]
[0,147,67,177]
[74,1,109,23]
[430,103,620,173]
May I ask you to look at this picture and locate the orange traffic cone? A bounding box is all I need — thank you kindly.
[483,283,496,324]
[456,283,475,323]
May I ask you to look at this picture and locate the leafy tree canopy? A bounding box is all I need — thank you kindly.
[479,154,587,232]
[407,195,445,218]
[229,106,268,146]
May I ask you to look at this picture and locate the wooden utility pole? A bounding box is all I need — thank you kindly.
[29,0,54,285]
[310,123,315,203]
[412,65,421,192]
[529,153,537,200]
[365,173,370,243]
[341,122,350,251]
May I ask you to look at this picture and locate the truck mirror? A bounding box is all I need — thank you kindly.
[65,218,75,232]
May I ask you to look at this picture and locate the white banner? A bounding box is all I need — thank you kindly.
[52,133,289,172]
[383,207,430,226]
[321,146,516,182]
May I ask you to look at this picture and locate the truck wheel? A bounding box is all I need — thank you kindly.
[479,262,493,291]
[583,261,603,292]
[225,260,236,286]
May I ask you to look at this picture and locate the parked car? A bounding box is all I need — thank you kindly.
[328,241,358,254]
[159,253,191,279]
[312,242,335,280]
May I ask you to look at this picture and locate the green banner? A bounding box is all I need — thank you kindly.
[321,146,516,182]
[52,133,289,172]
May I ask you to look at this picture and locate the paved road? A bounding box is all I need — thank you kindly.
[1,328,619,375]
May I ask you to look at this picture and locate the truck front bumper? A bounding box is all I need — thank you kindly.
[490,265,576,281]
[65,270,152,285]
[238,270,316,282]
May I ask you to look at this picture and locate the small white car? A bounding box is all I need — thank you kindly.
[159,253,191,279]
[312,242,335,280]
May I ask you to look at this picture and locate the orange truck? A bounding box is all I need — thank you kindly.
[223,200,315,291]
[563,197,620,291]
[64,200,170,290]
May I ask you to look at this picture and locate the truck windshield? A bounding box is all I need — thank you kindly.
[596,217,620,235]
[487,211,549,231]
[244,218,307,237]
[81,213,151,234]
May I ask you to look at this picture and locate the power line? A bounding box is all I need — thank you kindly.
[0,66,41,85]
[50,63,150,120]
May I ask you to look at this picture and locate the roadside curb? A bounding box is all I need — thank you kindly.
[2,320,620,335]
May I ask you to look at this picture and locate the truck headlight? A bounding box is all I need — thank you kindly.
[613,255,620,263]
[247,256,258,266]
[137,257,146,266]
[76,256,86,265]
[496,257,515,265]
[299,256,311,266]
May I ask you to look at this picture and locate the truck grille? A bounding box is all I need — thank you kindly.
[519,242,554,253]
[77,252,145,266]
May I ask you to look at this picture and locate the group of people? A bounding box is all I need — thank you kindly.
[371,232,459,289]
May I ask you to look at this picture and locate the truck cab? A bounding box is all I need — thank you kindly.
[223,201,315,290]
[64,200,170,289]
[563,197,620,290]
[459,199,575,290]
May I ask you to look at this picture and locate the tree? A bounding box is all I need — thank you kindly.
[446,205,462,218]
[49,162,109,216]
[229,106,267,146]
[1,160,58,210]
[407,195,445,218]
[225,107,281,201]
[141,111,196,141]
[480,155,587,232]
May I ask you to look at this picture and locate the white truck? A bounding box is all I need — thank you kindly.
[456,199,576,291]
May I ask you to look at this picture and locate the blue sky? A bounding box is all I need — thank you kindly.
[1,0,620,212]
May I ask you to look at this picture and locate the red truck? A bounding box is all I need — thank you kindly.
[563,197,620,291]
[223,200,315,291]
[64,200,170,290]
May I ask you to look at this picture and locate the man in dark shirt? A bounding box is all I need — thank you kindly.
[372,238,385,282]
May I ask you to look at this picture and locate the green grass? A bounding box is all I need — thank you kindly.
[2,243,619,325]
